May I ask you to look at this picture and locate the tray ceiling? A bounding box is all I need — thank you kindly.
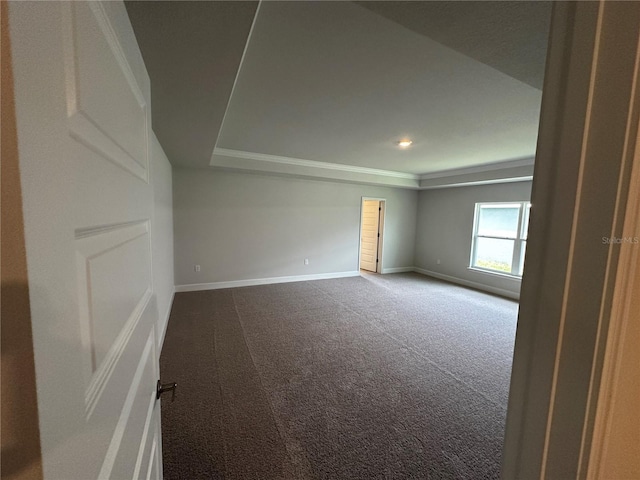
[127,1,551,187]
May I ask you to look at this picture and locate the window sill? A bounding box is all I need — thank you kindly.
[467,267,522,280]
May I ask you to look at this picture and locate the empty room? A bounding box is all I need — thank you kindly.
[3,1,640,480]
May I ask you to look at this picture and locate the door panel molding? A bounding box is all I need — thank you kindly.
[76,220,152,419]
[84,288,151,419]
[62,1,149,182]
[146,434,160,480]
[98,331,155,480]
[134,399,161,480]
[75,220,152,418]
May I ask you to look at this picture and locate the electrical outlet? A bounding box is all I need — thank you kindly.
[195,264,200,272]
[436,259,441,265]
[304,258,309,265]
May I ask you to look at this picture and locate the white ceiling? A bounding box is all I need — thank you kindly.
[127,1,551,188]
[126,1,258,167]
[357,1,551,91]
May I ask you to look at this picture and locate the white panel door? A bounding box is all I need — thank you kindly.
[360,200,380,272]
[8,2,162,479]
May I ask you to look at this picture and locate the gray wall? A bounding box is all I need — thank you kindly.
[151,135,174,338]
[415,181,532,297]
[173,169,418,286]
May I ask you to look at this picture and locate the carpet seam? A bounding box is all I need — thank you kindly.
[309,279,504,476]
[310,279,505,412]
[364,273,514,360]
[211,306,229,478]
[230,289,306,479]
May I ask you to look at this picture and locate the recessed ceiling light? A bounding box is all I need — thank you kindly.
[397,139,413,148]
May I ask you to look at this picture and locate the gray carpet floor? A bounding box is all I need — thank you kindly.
[159,273,518,479]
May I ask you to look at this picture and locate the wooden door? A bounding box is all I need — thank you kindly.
[8,2,163,478]
[360,200,381,272]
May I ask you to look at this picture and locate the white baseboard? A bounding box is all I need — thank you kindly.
[175,268,519,299]
[381,266,415,274]
[157,287,175,352]
[175,271,361,293]
[413,267,520,300]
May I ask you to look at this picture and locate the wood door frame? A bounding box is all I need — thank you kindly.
[358,197,386,274]
[1,2,44,475]
[502,1,640,478]
[586,113,640,480]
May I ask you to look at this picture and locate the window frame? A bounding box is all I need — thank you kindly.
[469,201,531,278]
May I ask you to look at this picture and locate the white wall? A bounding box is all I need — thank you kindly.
[151,134,174,342]
[173,168,418,287]
[415,181,532,298]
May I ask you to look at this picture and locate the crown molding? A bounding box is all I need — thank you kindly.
[419,156,535,180]
[420,176,534,190]
[212,148,419,180]
[211,148,535,189]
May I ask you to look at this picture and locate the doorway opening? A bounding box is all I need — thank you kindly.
[359,198,385,273]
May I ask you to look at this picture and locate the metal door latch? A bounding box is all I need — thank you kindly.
[156,380,177,401]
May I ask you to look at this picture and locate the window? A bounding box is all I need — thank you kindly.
[469,202,530,277]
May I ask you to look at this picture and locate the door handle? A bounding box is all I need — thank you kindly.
[156,380,177,402]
